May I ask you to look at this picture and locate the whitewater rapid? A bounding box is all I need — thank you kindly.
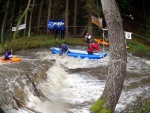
[2,48,150,113]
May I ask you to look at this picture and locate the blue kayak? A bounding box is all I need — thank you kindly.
[50,47,108,59]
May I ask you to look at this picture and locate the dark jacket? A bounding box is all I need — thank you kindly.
[60,25,66,31]
[53,25,59,31]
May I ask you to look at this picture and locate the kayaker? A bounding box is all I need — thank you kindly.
[4,48,12,60]
[87,42,100,54]
[59,43,68,55]
[85,33,92,44]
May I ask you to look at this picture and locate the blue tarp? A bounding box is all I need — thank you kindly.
[47,19,64,29]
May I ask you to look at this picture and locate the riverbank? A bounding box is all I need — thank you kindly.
[0,35,150,59]
[0,35,149,113]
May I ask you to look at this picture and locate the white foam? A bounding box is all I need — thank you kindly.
[10,50,150,113]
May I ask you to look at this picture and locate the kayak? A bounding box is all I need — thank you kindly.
[94,38,129,49]
[0,57,21,63]
[50,47,108,59]
[94,38,109,46]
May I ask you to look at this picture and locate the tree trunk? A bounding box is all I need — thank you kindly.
[28,0,35,37]
[1,0,10,43]
[90,0,127,113]
[87,0,93,36]
[10,0,16,34]
[65,0,69,38]
[36,0,44,34]
[73,0,77,36]
[23,13,28,36]
[11,0,31,49]
[47,0,52,35]
[143,1,148,30]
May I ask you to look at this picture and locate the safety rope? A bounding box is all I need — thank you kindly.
[132,33,150,42]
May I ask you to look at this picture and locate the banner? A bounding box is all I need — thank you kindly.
[47,19,64,29]
[124,31,132,39]
[12,24,26,31]
[91,15,102,28]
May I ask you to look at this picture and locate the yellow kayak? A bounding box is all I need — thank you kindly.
[94,39,109,46]
[0,57,21,63]
[94,38,129,49]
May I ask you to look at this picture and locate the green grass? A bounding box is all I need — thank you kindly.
[0,34,150,55]
[0,35,87,54]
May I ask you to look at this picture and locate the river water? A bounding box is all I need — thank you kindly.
[0,46,150,113]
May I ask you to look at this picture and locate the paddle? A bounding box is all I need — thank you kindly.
[65,50,69,54]
[10,50,13,59]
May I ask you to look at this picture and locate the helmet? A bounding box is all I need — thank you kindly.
[5,48,8,50]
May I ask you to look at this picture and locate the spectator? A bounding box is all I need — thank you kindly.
[59,23,66,39]
[53,23,59,40]
[85,33,92,44]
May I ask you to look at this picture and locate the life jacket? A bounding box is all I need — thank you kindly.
[5,51,11,60]
[87,43,100,52]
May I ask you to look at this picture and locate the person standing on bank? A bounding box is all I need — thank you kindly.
[53,23,59,40]
[85,33,92,44]
[60,23,66,39]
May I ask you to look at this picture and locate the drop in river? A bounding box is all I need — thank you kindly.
[0,47,149,113]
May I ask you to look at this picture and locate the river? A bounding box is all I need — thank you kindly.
[0,46,149,113]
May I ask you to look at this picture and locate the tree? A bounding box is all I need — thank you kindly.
[90,0,127,113]
[87,0,93,36]
[73,0,77,36]
[10,0,16,34]
[36,0,44,34]
[1,0,10,43]
[47,0,52,35]
[28,0,35,37]
[65,0,69,38]
[11,0,31,49]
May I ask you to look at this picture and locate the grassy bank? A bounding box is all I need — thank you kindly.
[0,34,150,56]
[0,35,87,55]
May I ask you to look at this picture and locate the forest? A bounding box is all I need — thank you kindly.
[0,0,150,113]
[0,0,150,43]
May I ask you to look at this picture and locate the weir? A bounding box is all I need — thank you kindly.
[0,47,149,113]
